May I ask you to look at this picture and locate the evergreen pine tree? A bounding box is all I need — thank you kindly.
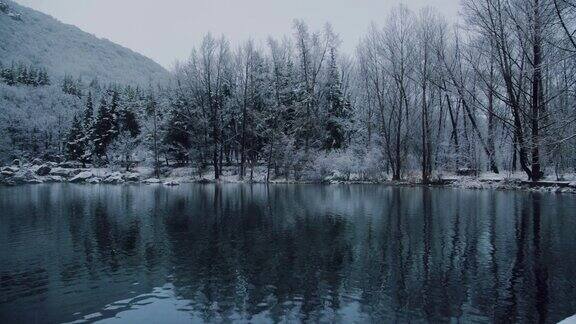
[4,62,16,85]
[93,96,113,158]
[108,89,120,140]
[80,92,95,164]
[27,67,37,86]
[37,68,50,86]
[62,75,83,97]
[0,62,12,85]
[83,91,94,130]
[65,115,85,161]
[323,48,348,151]
[16,63,27,84]
[118,88,140,138]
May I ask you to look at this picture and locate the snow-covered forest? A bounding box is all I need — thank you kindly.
[2,0,576,183]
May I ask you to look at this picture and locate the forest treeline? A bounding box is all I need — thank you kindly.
[0,61,49,86]
[1,0,576,182]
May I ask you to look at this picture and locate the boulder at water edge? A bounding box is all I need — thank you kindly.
[49,167,81,177]
[143,178,161,184]
[12,169,42,184]
[123,173,140,182]
[36,165,51,176]
[69,171,94,183]
[102,172,124,184]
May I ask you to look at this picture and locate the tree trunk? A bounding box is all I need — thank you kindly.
[239,59,250,180]
[487,46,496,172]
[152,105,160,179]
[530,0,543,181]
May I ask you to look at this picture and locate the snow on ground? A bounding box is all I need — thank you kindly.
[1,161,576,193]
[559,314,576,324]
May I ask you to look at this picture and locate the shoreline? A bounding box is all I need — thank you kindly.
[2,163,576,194]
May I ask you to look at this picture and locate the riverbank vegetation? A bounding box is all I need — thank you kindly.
[2,0,576,184]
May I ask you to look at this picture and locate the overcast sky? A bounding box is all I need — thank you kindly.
[14,0,461,69]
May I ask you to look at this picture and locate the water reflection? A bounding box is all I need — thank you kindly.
[0,184,575,323]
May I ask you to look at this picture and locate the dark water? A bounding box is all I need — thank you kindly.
[0,184,575,323]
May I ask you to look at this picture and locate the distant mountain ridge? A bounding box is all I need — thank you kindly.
[0,0,169,85]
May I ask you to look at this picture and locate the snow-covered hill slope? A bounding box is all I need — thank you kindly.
[0,0,169,85]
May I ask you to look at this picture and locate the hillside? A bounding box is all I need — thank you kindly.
[0,0,169,85]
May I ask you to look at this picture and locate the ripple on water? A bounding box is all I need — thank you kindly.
[0,184,575,323]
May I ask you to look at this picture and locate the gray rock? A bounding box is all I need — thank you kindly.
[31,158,43,165]
[45,175,65,182]
[69,169,83,176]
[2,166,19,173]
[123,173,140,182]
[102,173,124,184]
[143,178,161,184]
[1,170,14,176]
[12,169,40,184]
[12,159,20,166]
[49,167,82,177]
[0,179,15,186]
[36,165,51,176]
[49,167,70,177]
[163,180,180,186]
[27,178,44,184]
[69,171,94,183]
[86,177,101,184]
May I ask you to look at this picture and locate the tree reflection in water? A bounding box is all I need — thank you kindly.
[0,184,575,323]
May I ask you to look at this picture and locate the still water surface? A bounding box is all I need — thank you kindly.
[0,184,575,323]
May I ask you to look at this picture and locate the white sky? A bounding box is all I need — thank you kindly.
[14,0,461,69]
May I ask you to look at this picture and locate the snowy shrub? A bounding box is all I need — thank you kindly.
[309,153,333,181]
[331,151,356,181]
[290,149,312,181]
[358,148,386,181]
[107,132,140,171]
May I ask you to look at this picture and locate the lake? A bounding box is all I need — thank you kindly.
[0,184,575,323]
